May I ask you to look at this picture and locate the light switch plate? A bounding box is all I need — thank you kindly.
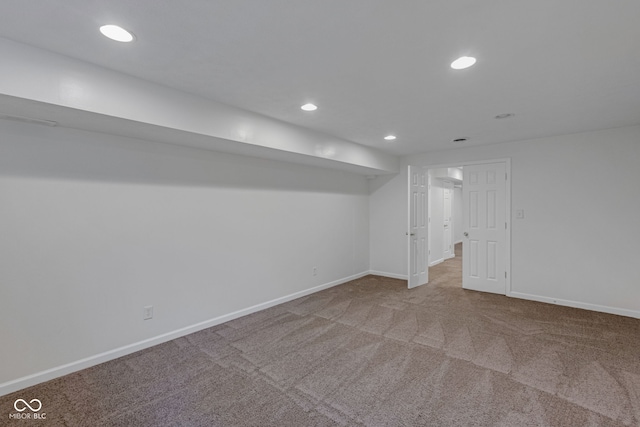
[143,305,153,320]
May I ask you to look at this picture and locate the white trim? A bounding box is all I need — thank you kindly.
[429,258,445,267]
[369,270,408,280]
[407,165,412,287]
[428,174,432,268]
[504,158,512,296]
[0,271,369,397]
[509,291,640,319]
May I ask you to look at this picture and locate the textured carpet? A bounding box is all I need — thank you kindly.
[3,244,640,426]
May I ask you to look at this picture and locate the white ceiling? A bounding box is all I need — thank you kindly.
[1,0,639,156]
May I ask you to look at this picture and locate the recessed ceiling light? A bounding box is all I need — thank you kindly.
[450,56,476,70]
[452,137,469,143]
[301,103,318,111]
[99,25,135,42]
[494,113,515,119]
[384,135,397,141]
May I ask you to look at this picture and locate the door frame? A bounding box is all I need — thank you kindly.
[421,158,512,295]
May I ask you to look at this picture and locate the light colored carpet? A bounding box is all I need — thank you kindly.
[3,244,640,426]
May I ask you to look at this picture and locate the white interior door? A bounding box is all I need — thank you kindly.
[443,182,453,259]
[463,162,507,294]
[408,165,428,288]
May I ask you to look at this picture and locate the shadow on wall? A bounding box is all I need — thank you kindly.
[368,173,397,193]
[0,120,369,195]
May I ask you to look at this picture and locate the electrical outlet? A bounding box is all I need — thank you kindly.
[312,267,317,276]
[143,305,153,320]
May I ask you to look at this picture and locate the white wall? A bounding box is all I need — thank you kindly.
[368,174,407,279]
[370,125,640,318]
[0,120,370,393]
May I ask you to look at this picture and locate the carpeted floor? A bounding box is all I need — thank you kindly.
[3,244,640,426]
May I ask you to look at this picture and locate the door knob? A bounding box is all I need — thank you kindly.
[463,232,469,237]
[406,232,415,236]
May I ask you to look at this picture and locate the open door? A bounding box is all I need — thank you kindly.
[408,165,428,288]
[462,162,507,294]
[443,181,454,259]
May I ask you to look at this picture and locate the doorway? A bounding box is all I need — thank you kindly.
[428,168,461,268]
[417,159,511,295]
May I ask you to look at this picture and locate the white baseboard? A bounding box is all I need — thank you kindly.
[368,270,408,280]
[0,271,369,397]
[509,291,640,319]
[429,258,444,267]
